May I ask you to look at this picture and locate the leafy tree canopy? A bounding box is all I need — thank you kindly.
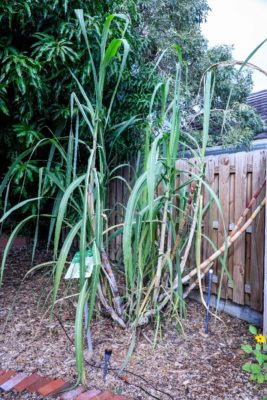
[0,0,263,189]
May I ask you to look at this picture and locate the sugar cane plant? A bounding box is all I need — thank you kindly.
[1,9,267,386]
[121,66,226,332]
[0,21,228,383]
[0,9,132,384]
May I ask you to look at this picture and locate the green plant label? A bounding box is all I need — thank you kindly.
[64,250,94,279]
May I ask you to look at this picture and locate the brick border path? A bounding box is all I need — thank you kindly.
[0,369,132,400]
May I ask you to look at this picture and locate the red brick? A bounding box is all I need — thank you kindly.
[28,377,51,392]
[76,389,101,400]
[0,370,5,376]
[0,371,16,385]
[14,374,41,392]
[60,386,86,400]
[38,379,67,396]
[0,373,28,391]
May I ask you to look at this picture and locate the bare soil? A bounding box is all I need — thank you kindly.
[0,248,266,400]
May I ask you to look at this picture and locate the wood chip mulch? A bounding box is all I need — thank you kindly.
[0,247,266,400]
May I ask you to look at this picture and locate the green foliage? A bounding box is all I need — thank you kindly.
[32,33,78,64]
[249,325,258,335]
[207,45,253,106]
[241,325,267,385]
[0,10,228,380]
[3,7,266,381]
[0,0,144,182]
[185,45,264,148]
[1,0,262,195]
[14,123,43,148]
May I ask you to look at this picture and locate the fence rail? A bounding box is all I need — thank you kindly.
[108,150,267,313]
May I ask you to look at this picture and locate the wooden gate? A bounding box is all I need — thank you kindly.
[108,150,267,313]
[199,150,265,312]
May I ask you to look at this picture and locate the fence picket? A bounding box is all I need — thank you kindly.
[233,153,247,304]
[250,151,266,310]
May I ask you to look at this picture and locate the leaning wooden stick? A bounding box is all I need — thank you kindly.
[183,180,266,298]
[136,195,266,325]
[230,179,266,237]
[182,197,266,286]
[183,263,213,299]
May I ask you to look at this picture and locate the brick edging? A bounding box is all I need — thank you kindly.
[0,369,132,400]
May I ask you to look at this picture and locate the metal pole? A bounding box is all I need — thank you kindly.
[103,349,112,381]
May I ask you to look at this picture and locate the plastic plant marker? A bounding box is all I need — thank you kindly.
[205,269,213,335]
[0,373,28,391]
[65,250,94,279]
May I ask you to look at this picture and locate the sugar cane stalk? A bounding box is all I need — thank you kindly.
[97,284,126,328]
[138,198,266,325]
[170,180,197,263]
[230,179,265,237]
[183,179,266,298]
[153,196,169,302]
[136,197,265,324]
[182,197,266,286]
[101,249,125,320]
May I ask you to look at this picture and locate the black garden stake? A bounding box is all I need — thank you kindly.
[103,349,112,381]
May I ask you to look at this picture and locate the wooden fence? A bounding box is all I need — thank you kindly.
[107,149,267,313]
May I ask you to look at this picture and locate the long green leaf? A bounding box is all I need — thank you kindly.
[54,174,85,256]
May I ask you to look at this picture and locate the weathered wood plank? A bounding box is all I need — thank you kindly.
[228,154,236,300]
[245,154,253,307]
[233,152,247,305]
[211,156,219,294]
[264,156,267,335]
[218,155,230,298]
[214,164,253,173]
[203,157,215,261]
[250,151,266,311]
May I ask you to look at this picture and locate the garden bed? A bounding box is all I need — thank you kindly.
[0,248,265,400]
